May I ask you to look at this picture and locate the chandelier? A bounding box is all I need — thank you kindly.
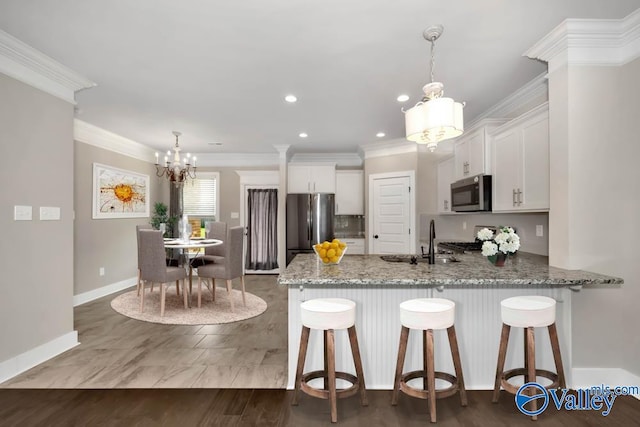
[155,131,197,186]
[404,25,464,152]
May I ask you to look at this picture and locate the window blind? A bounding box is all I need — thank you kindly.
[183,176,217,217]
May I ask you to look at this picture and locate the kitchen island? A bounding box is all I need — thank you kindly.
[278,253,622,389]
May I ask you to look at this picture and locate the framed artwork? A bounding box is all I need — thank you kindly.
[92,163,150,219]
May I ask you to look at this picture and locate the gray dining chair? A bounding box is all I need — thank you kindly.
[139,229,188,316]
[196,226,245,312]
[136,224,152,296]
[203,221,227,264]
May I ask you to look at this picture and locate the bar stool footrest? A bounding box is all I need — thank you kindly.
[300,370,360,400]
[501,368,559,395]
[400,370,459,400]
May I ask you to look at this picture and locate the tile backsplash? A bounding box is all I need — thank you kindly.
[335,215,365,238]
[420,212,549,256]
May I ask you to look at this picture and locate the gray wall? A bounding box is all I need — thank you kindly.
[0,74,75,362]
[73,142,168,296]
[549,59,640,376]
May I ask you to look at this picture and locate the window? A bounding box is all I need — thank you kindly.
[182,172,219,220]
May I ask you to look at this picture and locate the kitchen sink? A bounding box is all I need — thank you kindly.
[380,254,460,264]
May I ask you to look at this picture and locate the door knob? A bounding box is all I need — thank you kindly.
[374,235,379,239]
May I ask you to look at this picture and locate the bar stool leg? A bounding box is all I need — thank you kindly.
[492,323,511,403]
[392,326,409,405]
[426,329,436,423]
[548,323,566,389]
[324,331,329,391]
[347,326,368,406]
[447,325,468,406]
[524,328,529,384]
[526,327,537,421]
[326,329,338,423]
[292,326,310,406]
[423,330,428,391]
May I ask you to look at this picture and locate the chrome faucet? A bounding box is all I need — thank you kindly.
[428,219,436,264]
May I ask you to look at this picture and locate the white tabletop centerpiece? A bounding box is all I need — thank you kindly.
[477,226,520,267]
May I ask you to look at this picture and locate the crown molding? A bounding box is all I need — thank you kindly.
[0,29,95,104]
[525,8,640,74]
[467,73,548,129]
[289,152,363,167]
[359,139,417,159]
[74,119,155,161]
[236,170,280,185]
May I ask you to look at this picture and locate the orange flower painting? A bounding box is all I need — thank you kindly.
[93,163,150,219]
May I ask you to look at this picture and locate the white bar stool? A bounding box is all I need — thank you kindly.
[392,298,467,423]
[492,295,566,420]
[292,298,368,423]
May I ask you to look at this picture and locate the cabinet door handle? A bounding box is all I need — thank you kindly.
[512,189,517,207]
[336,202,339,213]
[444,200,448,210]
[517,189,523,206]
[313,182,316,192]
[307,182,310,192]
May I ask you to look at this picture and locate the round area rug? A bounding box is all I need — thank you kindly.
[110,286,267,325]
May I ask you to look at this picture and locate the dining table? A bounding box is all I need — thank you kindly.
[164,237,223,306]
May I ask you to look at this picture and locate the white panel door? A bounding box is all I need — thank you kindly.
[371,176,412,254]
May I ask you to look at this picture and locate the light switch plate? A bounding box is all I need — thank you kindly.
[14,205,32,221]
[231,212,239,219]
[40,206,61,221]
[536,225,544,237]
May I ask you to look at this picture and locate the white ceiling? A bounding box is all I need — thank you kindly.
[1,1,639,157]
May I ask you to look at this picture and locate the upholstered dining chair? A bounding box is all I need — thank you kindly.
[138,229,188,317]
[136,224,152,296]
[203,221,228,264]
[196,226,245,312]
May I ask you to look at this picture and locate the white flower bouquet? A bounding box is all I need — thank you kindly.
[476,226,520,266]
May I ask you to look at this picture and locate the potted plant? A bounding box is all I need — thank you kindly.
[150,202,176,237]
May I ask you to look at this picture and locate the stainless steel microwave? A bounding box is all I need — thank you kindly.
[451,174,492,212]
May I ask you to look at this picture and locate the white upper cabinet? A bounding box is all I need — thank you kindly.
[335,170,364,215]
[452,119,507,181]
[491,103,549,212]
[437,157,455,214]
[288,163,336,193]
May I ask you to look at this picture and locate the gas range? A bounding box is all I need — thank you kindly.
[436,226,501,254]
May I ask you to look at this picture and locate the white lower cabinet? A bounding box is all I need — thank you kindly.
[492,103,549,212]
[342,238,365,254]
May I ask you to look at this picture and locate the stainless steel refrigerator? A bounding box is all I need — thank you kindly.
[286,193,335,265]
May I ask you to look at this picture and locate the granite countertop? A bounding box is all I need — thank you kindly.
[277,253,623,287]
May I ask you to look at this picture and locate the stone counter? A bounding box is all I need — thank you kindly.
[278,253,623,287]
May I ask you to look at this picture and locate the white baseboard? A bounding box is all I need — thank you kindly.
[73,276,137,306]
[0,331,79,384]
[572,368,640,399]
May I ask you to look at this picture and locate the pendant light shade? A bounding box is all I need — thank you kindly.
[404,25,464,152]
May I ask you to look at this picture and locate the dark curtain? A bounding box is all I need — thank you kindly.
[246,188,279,270]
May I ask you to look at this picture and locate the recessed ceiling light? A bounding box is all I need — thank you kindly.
[397,94,410,102]
[376,132,386,138]
[299,132,308,138]
[285,95,297,103]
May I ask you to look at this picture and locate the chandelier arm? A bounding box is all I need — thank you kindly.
[430,37,436,83]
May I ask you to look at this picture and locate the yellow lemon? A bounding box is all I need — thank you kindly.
[336,248,343,257]
[322,241,330,249]
[319,248,327,258]
[322,257,330,263]
[339,242,347,249]
[330,242,339,249]
[327,248,336,258]
[330,256,339,263]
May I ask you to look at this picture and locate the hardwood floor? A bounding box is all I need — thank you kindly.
[0,275,288,389]
[0,389,638,426]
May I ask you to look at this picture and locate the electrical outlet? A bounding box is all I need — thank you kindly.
[463,221,467,231]
[99,267,105,276]
[536,225,544,237]
[230,212,239,219]
[40,206,61,220]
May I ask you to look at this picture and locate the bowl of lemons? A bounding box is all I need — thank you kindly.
[313,238,348,265]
